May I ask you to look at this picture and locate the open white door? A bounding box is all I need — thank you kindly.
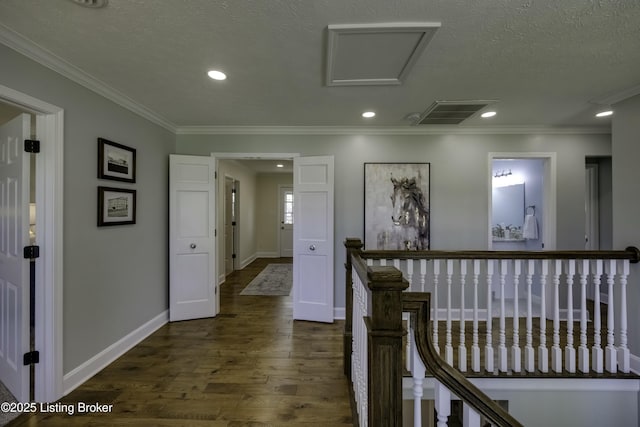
[0,113,30,401]
[169,155,217,321]
[293,156,334,323]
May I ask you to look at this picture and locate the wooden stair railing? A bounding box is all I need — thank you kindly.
[404,292,523,427]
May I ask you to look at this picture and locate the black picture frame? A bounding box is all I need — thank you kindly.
[98,186,137,226]
[364,162,430,250]
[98,138,136,183]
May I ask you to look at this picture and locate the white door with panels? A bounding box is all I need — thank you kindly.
[279,186,294,257]
[0,113,30,401]
[169,155,217,321]
[293,156,334,323]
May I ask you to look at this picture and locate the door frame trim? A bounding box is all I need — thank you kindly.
[0,84,64,402]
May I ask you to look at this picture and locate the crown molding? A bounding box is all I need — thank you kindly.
[0,24,176,132]
[176,125,611,136]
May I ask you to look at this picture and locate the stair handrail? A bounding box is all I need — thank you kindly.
[360,247,640,263]
[404,291,524,427]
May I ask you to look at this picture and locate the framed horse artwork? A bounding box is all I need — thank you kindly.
[364,163,430,250]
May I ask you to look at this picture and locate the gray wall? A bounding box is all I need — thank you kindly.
[612,94,640,358]
[176,132,611,308]
[0,44,175,373]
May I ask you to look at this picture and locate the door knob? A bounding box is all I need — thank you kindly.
[190,243,197,249]
[309,245,316,251]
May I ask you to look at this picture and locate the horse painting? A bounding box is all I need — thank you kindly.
[390,175,429,250]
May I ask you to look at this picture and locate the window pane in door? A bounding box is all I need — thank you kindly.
[284,191,293,224]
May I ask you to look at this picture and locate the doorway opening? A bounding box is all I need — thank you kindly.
[488,152,557,251]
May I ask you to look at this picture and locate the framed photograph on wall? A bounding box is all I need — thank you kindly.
[98,186,137,226]
[98,138,136,183]
[364,163,430,250]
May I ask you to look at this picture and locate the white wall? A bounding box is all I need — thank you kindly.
[0,44,175,375]
[177,132,611,308]
[612,93,640,360]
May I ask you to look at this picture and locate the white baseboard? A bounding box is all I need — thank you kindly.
[334,307,346,320]
[239,254,257,269]
[63,310,168,395]
[255,251,279,258]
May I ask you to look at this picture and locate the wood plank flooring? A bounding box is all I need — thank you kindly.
[8,258,354,426]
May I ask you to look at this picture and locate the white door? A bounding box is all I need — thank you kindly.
[0,113,30,401]
[169,155,217,321]
[293,156,334,323]
[279,186,294,257]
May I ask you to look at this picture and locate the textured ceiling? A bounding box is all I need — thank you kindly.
[0,0,639,129]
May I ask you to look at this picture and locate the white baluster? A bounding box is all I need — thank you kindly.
[485,260,495,373]
[538,260,549,373]
[578,260,590,373]
[512,260,522,373]
[419,259,427,292]
[551,259,562,373]
[592,259,603,373]
[435,381,451,427]
[409,323,426,427]
[403,257,412,372]
[380,258,387,266]
[524,260,535,372]
[498,259,508,372]
[565,260,576,373]
[459,260,467,372]
[463,403,482,427]
[433,260,440,355]
[446,259,454,365]
[618,260,630,373]
[366,258,373,267]
[605,259,617,373]
[472,260,481,372]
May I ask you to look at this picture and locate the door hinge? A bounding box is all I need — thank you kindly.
[24,245,40,259]
[214,229,217,237]
[24,139,40,153]
[214,171,217,179]
[231,221,236,226]
[232,253,236,259]
[23,351,39,366]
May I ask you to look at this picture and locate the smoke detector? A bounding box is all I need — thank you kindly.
[69,0,108,8]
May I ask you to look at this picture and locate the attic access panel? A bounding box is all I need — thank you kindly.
[326,22,440,86]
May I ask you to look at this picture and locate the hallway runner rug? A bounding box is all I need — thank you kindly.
[240,264,293,296]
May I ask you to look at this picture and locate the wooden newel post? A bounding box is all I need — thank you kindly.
[344,238,363,379]
[367,266,409,426]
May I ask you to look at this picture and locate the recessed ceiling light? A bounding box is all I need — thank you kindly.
[276,164,284,168]
[595,110,613,118]
[362,111,376,118]
[481,111,497,118]
[207,70,227,81]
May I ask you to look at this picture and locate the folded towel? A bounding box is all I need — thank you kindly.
[523,214,538,239]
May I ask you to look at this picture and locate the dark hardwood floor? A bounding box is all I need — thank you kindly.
[8,258,353,426]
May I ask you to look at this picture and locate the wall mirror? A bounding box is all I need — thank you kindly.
[492,183,524,241]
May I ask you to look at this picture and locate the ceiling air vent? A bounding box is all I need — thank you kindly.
[416,101,496,125]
